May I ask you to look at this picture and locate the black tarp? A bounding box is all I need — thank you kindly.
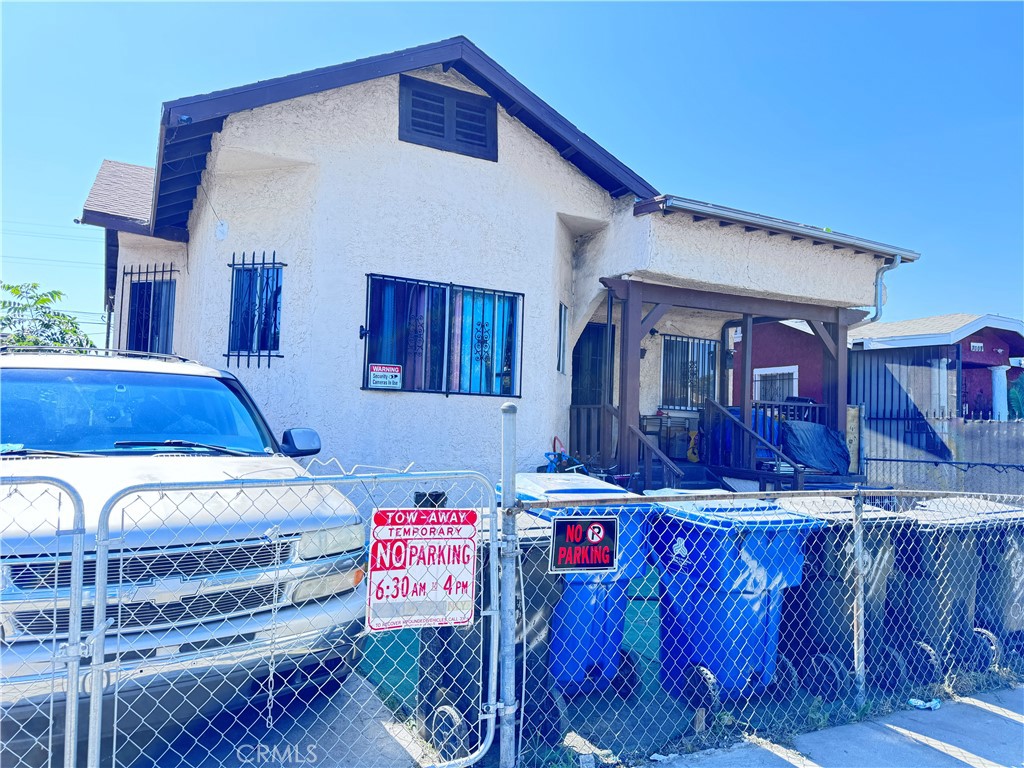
[781,420,851,475]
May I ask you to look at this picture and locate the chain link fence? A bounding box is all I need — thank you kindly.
[2,471,498,768]
[508,487,1024,768]
[4,459,1024,768]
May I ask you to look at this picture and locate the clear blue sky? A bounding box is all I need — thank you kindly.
[3,2,1022,343]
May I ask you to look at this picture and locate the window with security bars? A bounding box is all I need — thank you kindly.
[227,251,284,368]
[661,335,718,409]
[363,274,523,396]
[754,366,799,401]
[121,263,177,354]
[399,75,498,161]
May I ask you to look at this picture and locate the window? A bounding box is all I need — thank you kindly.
[121,264,176,354]
[753,365,799,401]
[227,251,284,367]
[364,274,523,396]
[399,75,498,161]
[660,335,718,410]
[557,303,569,373]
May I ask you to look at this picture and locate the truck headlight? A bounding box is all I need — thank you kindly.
[292,568,365,603]
[297,525,364,560]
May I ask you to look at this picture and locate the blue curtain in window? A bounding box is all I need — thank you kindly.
[450,289,518,395]
[368,276,520,395]
[368,278,444,392]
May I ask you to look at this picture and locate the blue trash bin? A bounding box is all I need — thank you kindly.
[649,497,823,706]
[497,473,652,695]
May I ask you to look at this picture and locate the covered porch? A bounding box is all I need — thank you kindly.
[569,277,867,491]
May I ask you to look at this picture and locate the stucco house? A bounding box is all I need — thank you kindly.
[80,37,919,484]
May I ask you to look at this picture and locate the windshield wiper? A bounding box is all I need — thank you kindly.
[0,447,92,458]
[112,440,253,457]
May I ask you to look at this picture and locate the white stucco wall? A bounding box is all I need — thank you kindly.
[109,233,187,350]
[119,66,634,481]
[644,214,882,307]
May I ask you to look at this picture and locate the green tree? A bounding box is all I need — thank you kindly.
[1,282,95,348]
[1009,376,1024,420]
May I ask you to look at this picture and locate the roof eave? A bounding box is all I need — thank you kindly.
[636,194,920,263]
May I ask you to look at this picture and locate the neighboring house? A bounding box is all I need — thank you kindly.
[849,314,1024,421]
[79,37,918,482]
[736,313,1024,418]
[734,313,1024,466]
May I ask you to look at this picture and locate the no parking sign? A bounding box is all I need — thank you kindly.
[549,516,619,574]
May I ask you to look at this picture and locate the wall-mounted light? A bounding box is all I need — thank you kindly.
[640,327,660,359]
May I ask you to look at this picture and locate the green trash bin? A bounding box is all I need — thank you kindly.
[886,499,1019,678]
[976,500,1024,652]
[777,496,913,697]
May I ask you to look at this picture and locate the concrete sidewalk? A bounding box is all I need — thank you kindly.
[657,687,1024,768]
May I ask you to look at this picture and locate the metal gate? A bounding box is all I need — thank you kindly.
[2,471,499,768]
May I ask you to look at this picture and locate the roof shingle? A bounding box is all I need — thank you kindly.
[83,160,154,225]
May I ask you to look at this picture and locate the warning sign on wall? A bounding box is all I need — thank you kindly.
[367,508,478,632]
[368,363,403,389]
[549,516,619,574]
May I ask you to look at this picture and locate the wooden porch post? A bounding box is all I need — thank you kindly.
[837,320,849,433]
[618,280,643,474]
[601,288,615,466]
[740,313,753,428]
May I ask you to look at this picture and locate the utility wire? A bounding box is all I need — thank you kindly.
[3,229,102,243]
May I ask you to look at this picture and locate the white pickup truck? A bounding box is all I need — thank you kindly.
[0,350,367,764]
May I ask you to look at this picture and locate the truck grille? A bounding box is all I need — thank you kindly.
[7,541,292,590]
[11,584,283,637]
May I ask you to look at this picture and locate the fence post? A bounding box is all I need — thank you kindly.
[852,486,867,710]
[499,403,519,768]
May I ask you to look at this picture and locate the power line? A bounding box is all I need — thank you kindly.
[1,219,90,232]
[3,257,103,269]
[3,229,102,243]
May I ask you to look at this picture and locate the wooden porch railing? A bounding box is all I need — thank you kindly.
[703,399,805,490]
[752,399,828,446]
[630,425,691,491]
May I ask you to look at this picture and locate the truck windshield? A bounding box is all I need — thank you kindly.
[0,368,276,455]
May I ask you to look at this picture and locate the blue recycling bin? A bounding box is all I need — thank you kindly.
[649,498,823,702]
[497,473,653,695]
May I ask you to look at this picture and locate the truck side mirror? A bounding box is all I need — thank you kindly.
[281,428,321,457]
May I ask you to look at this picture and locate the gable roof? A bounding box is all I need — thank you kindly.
[850,313,1024,349]
[81,160,154,235]
[91,36,658,243]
